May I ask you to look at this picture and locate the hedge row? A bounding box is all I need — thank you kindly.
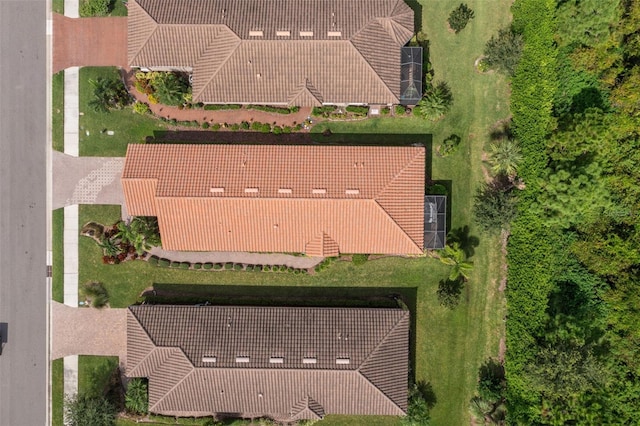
[147,256,309,274]
[203,104,242,111]
[505,0,558,423]
[246,105,300,114]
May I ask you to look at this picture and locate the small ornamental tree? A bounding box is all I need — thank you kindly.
[448,3,475,34]
[152,72,191,106]
[483,28,524,76]
[79,0,109,17]
[88,77,131,113]
[125,378,149,415]
[65,394,116,426]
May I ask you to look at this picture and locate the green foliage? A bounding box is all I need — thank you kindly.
[473,178,517,233]
[438,242,473,281]
[351,254,368,266]
[203,104,242,111]
[311,106,337,117]
[79,0,109,17]
[345,105,369,115]
[395,105,407,115]
[246,105,298,114]
[448,3,474,33]
[556,0,620,48]
[416,81,453,121]
[64,394,116,426]
[125,378,148,415]
[402,383,432,426]
[132,101,150,115]
[488,140,522,177]
[88,77,131,113]
[483,27,524,76]
[81,281,109,308]
[151,73,191,106]
[437,278,463,309]
[554,50,607,116]
[439,134,461,157]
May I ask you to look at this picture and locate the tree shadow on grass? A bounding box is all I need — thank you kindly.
[437,278,464,309]
[447,225,480,258]
[416,380,437,409]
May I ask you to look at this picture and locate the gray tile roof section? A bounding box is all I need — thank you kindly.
[128,0,415,105]
[127,305,409,420]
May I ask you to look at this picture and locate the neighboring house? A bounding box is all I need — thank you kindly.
[121,144,426,256]
[127,0,420,106]
[126,305,409,420]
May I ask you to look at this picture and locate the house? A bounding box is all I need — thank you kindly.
[121,144,426,256]
[127,0,420,106]
[126,305,409,420]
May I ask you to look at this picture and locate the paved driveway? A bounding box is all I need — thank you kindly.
[51,302,126,361]
[53,151,124,209]
[53,14,128,73]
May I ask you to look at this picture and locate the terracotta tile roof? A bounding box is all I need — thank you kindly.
[126,305,409,419]
[128,0,414,105]
[121,144,425,255]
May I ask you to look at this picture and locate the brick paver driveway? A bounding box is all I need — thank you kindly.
[53,151,124,209]
[51,302,126,361]
[53,14,127,73]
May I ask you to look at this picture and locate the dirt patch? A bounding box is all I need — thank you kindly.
[498,229,509,292]
[498,337,506,363]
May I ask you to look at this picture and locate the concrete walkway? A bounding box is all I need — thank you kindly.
[53,151,124,209]
[52,302,127,361]
[149,247,324,269]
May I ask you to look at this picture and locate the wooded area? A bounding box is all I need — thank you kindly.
[506,0,640,423]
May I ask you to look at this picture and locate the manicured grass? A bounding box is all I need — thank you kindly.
[52,359,64,426]
[52,208,64,303]
[52,71,64,152]
[52,0,63,14]
[79,67,167,156]
[78,355,119,398]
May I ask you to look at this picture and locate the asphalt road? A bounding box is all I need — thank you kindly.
[0,1,48,425]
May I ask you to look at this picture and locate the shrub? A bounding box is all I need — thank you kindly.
[245,265,254,272]
[260,123,272,133]
[272,125,283,134]
[65,394,116,426]
[148,256,159,266]
[254,265,262,272]
[263,265,271,272]
[132,101,150,115]
[247,105,294,114]
[416,81,453,121]
[170,261,180,268]
[240,121,250,130]
[448,3,475,34]
[294,269,301,274]
[234,263,243,271]
[203,263,213,270]
[88,77,131,113]
[201,122,210,129]
[152,73,191,106]
[395,105,407,115]
[79,0,109,17]
[381,107,390,115]
[352,254,369,266]
[251,121,262,131]
[193,263,202,270]
[346,105,369,115]
[311,106,337,117]
[224,262,233,270]
[280,265,287,272]
[125,378,148,415]
[82,281,109,308]
[426,183,448,195]
[288,267,294,273]
[213,263,223,270]
[211,123,221,131]
[180,262,190,269]
[440,134,461,157]
[283,125,292,133]
[158,258,170,267]
[203,104,242,110]
[483,28,524,76]
[230,123,240,131]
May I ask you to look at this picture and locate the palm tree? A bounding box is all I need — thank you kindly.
[488,140,523,178]
[88,77,130,113]
[417,81,453,121]
[97,237,119,257]
[439,242,474,281]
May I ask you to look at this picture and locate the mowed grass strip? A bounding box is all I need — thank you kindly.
[52,71,64,152]
[52,208,64,303]
[79,67,167,157]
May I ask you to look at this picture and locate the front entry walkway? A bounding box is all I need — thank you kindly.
[51,302,126,361]
[53,14,128,73]
[53,151,124,209]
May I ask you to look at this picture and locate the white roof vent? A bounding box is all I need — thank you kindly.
[345,189,360,195]
[302,357,317,364]
[327,31,342,37]
[249,30,263,37]
[245,187,259,193]
[312,188,326,195]
[202,356,217,363]
[299,31,313,37]
[276,30,290,37]
[269,357,284,364]
[336,358,350,365]
[235,356,250,363]
[278,188,292,194]
[210,187,224,193]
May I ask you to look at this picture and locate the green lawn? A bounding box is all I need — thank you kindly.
[52,359,64,426]
[79,67,167,156]
[52,71,64,152]
[53,209,64,303]
[52,0,63,14]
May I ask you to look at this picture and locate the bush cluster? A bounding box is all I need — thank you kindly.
[147,256,308,274]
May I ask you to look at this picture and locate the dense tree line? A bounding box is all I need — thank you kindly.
[506,0,640,423]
